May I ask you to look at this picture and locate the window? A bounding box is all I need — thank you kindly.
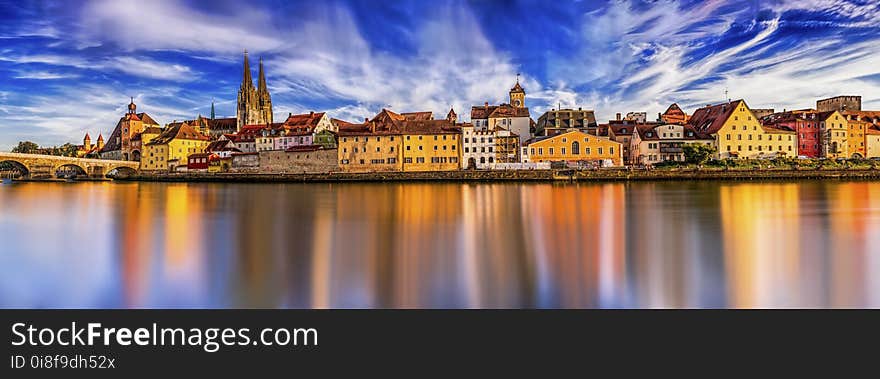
[530,148,535,155]
[598,147,603,155]
[610,147,614,154]
[572,141,580,155]
[562,138,567,143]
[464,147,469,153]
[586,147,591,154]
[727,134,731,140]
[407,145,411,151]
[562,147,566,155]
[549,148,554,155]
[434,145,438,151]
[434,135,438,140]
[538,148,543,155]
[376,147,380,152]
[404,157,413,163]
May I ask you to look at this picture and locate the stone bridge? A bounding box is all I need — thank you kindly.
[0,152,138,179]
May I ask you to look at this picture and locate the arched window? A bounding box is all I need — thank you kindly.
[480,157,486,164]
[571,141,580,155]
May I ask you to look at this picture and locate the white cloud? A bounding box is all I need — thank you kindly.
[79,0,283,53]
[105,56,196,81]
[13,70,79,80]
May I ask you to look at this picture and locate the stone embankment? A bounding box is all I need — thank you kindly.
[118,168,880,183]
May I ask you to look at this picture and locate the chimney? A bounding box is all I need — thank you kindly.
[616,113,621,121]
[485,102,489,109]
[310,111,314,116]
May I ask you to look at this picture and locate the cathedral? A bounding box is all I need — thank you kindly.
[236,51,273,131]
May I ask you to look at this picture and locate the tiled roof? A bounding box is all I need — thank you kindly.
[147,122,209,145]
[338,109,460,136]
[284,112,325,130]
[137,112,160,125]
[471,104,531,119]
[686,100,743,135]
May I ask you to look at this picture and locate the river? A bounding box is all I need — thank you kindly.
[1,180,879,308]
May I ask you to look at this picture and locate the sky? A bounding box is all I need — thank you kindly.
[1,0,880,151]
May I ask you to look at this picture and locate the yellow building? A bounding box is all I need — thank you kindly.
[337,109,462,172]
[818,110,848,158]
[847,119,868,158]
[141,121,210,171]
[521,130,623,166]
[866,127,880,158]
[687,99,796,159]
[400,124,460,172]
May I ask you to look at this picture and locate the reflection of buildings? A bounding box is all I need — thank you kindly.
[517,183,627,308]
[625,182,727,308]
[719,183,803,308]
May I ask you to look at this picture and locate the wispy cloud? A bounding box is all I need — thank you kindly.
[105,57,196,81]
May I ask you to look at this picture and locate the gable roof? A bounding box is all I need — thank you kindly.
[686,100,744,135]
[147,122,209,145]
[137,112,159,125]
[284,112,326,131]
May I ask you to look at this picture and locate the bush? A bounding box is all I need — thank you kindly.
[683,143,717,164]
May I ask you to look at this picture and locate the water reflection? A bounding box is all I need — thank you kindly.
[1,180,879,308]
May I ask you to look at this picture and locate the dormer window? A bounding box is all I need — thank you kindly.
[621,128,627,133]
[647,132,653,137]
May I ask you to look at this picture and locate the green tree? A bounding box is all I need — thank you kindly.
[11,141,40,154]
[683,143,717,164]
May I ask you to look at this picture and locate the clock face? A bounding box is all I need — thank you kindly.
[514,100,521,106]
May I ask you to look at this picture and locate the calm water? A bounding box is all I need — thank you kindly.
[1,180,879,308]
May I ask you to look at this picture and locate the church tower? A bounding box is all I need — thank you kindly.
[256,57,273,125]
[509,74,525,108]
[236,51,273,131]
[83,133,92,151]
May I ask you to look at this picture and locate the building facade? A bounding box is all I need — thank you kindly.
[761,111,821,158]
[521,130,623,166]
[688,100,796,159]
[630,124,714,165]
[337,109,462,172]
[470,79,532,145]
[141,121,210,171]
[818,110,848,159]
[99,99,161,161]
[535,108,597,136]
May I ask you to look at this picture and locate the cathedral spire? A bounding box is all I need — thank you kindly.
[211,98,215,120]
[257,56,267,93]
[241,50,253,89]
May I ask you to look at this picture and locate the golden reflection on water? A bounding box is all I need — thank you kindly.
[1,180,880,308]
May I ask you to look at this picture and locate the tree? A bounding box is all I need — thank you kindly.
[683,143,716,165]
[11,141,39,154]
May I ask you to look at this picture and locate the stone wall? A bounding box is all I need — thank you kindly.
[259,148,338,173]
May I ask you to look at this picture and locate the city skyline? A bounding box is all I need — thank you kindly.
[2,0,880,151]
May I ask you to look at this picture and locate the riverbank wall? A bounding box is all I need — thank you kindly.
[113,168,880,183]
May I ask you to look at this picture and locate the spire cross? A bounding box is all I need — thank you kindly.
[516,72,521,83]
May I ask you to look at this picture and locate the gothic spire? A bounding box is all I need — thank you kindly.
[257,56,267,93]
[241,50,253,89]
[211,98,215,119]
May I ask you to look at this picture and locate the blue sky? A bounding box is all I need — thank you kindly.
[1,0,879,150]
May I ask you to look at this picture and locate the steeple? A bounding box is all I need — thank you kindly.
[241,50,253,89]
[211,98,215,120]
[509,73,525,108]
[257,56,267,93]
[128,97,136,114]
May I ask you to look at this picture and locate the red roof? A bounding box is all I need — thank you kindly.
[686,100,744,135]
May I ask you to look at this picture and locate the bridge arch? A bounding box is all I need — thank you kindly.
[0,159,30,178]
[54,163,89,178]
[106,166,137,178]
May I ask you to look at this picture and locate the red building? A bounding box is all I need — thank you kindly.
[762,110,820,158]
[187,152,218,171]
